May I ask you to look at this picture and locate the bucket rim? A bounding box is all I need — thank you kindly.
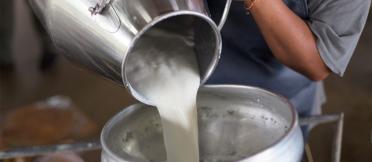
[101,84,302,162]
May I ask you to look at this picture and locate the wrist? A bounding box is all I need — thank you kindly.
[244,0,259,10]
[244,0,265,11]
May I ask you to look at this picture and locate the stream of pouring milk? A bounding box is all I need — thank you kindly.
[127,29,200,162]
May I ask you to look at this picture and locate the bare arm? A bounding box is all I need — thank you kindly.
[247,0,330,81]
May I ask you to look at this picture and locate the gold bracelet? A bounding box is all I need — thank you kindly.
[245,0,262,10]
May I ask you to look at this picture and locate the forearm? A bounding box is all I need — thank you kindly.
[247,0,330,81]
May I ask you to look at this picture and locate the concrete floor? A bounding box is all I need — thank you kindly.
[0,0,371,161]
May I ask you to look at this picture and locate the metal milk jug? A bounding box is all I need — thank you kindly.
[28,0,232,104]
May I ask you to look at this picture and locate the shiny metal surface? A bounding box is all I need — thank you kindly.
[28,0,232,105]
[300,114,344,162]
[101,85,304,162]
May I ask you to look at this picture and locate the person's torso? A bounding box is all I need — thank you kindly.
[206,0,317,115]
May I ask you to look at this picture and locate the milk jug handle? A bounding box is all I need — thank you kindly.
[217,0,233,31]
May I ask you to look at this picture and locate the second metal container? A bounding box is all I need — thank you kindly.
[101,85,304,162]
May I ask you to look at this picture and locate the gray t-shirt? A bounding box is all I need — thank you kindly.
[307,0,370,114]
[308,0,371,76]
[207,0,371,116]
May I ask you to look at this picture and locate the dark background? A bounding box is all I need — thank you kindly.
[0,1,371,161]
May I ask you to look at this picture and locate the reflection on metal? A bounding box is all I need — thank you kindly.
[218,0,232,30]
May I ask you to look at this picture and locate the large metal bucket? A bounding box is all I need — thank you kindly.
[28,0,232,105]
[101,85,304,162]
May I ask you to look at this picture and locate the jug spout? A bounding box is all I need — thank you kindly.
[28,0,225,105]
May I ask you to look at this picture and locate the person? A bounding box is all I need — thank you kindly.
[0,1,56,71]
[206,0,371,118]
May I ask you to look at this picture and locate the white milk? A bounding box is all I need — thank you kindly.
[127,29,200,162]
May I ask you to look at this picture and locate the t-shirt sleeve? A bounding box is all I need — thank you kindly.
[307,0,371,76]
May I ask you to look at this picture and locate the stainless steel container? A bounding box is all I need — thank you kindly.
[28,0,232,105]
[101,85,304,162]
